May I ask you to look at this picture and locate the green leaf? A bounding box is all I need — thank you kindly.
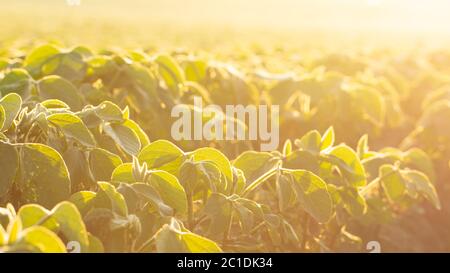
[357,134,369,159]
[40,51,87,83]
[131,183,173,216]
[0,93,22,131]
[17,143,71,207]
[339,187,367,217]
[282,139,292,156]
[203,193,232,238]
[94,101,124,123]
[401,170,441,209]
[182,232,222,253]
[97,182,128,217]
[147,171,187,215]
[17,204,58,231]
[0,142,18,198]
[51,201,89,251]
[111,163,135,183]
[403,148,436,183]
[104,123,141,156]
[233,151,278,185]
[24,44,60,77]
[38,76,83,111]
[89,148,123,181]
[295,130,321,154]
[154,218,221,253]
[351,87,385,126]
[379,164,405,202]
[190,147,232,183]
[123,119,150,148]
[284,169,333,223]
[87,233,104,253]
[7,217,22,244]
[138,140,185,175]
[0,106,4,131]
[15,226,66,253]
[0,69,35,98]
[47,113,96,147]
[320,126,335,150]
[41,99,70,109]
[0,224,6,246]
[68,191,97,216]
[276,175,296,211]
[329,144,367,187]
[180,160,224,194]
[155,54,185,95]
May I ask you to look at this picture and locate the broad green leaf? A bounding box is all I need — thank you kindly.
[0,142,18,198]
[233,151,278,185]
[40,51,86,83]
[87,233,104,253]
[123,119,150,147]
[401,170,441,209]
[111,163,135,183]
[182,233,222,253]
[379,164,405,202]
[339,187,367,217]
[320,126,335,150]
[351,87,385,126]
[17,204,57,231]
[104,123,141,156]
[284,150,320,173]
[295,130,321,154]
[51,201,89,251]
[89,148,123,181]
[284,169,333,223]
[0,69,34,98]
[7,217,22,244]
[155,54,185,94]
[329,144,367,187]
[68,191,97,216]
[41,99,70,109]
[203,193,232,238]
[131,183,173,216]
[276,175,296,211]
[138,140,184,175]
[184,58,207,82]
[154,218,221,253]
[94,101,124,123]
[147,171,187,214]
[24,44,60,77]
[403,148,436,183]
[0,93,22,131]
[97,182,128,217]
[48,113,96,147]
[180,160,224,193]
[16,226,66,253]
[190,147,232,183]
[38,76,83,111]
[17,143,71,207]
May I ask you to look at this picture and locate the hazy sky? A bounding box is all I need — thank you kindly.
[33,0,450,34]
[2,0,450,47]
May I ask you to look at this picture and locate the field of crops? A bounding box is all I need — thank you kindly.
[0,0,449,253]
